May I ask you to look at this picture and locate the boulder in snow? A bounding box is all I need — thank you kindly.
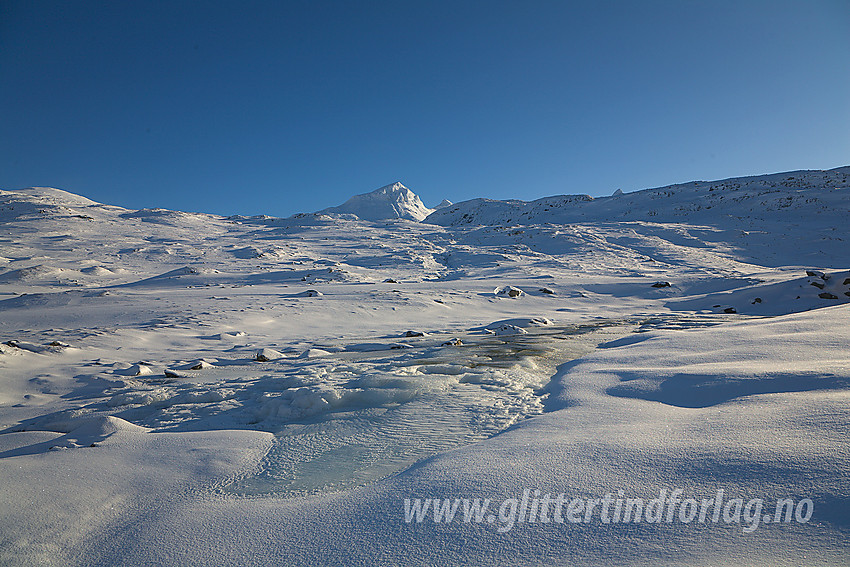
[295,289,323,297]
[255,348,285,362]
[490,324,529,336]
[494,286,524,298]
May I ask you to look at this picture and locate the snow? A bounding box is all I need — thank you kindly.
[0,166,848,565]
[315,181,435,221]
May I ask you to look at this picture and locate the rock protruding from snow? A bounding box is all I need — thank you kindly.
[489,324,529,336]
[255,348,285,362]
[494,285,524,298]
[316,182,435,221]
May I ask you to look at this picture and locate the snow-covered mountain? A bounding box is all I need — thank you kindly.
[425,166,850,227]
[315,181,435,221]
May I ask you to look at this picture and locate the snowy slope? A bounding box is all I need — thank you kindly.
[426,166,850,227]
[425,166,850,269]
[0,167,848,566]
[315,181,435,221]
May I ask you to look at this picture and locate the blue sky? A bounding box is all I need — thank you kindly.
[2,1,848,216]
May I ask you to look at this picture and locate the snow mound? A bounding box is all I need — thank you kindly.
[298,348,332,358]
[294,290,322,298]
[123,266,214,287]
[490,324,529,336]
[119,208,220,226]
[316,182,435,221]
[255,348,285,362]
[594,304,850,408]
[494,285,524,298]
[80,266,117,276]
[3,339,73,354]
[11,414,149,449]
[483,317,554,330]
[8,186,99,207]
[0,265,77,284]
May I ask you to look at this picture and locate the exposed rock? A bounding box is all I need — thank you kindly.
[819,292,839,300]
[494,286,524,298]
[129,363,153,376]
[383,278,398,283]
[490,324,529,336]
[441,338,463,346]
[806,270,827,279]
[255,348,285,362]
[214,331,247,340]
[483,317,553,331]
[723,307,737,314]
[4,340,56,353]
[296,289,322,297]
[405,330,427,337]
[810,281,825,289]
[539,288,555,294]
[163,369,181,378]
[189,360,214,370]
[651,281,671,288]
[751,297,762,304]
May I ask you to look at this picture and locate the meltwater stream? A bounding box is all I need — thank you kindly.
[56,314,730,497]
[223,320,639,496]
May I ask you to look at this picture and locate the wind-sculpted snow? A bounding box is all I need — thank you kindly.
[589,306,850,407]
[0,167,849,565]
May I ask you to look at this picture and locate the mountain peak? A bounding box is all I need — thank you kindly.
[378,181,407,191]
[316,182,435,221]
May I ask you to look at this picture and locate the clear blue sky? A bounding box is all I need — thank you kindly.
[2,1,848,216]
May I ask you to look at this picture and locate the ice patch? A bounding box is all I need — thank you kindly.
[217,321,631,495]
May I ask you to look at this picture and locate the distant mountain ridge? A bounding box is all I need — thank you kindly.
[5,166,848,227]
[424,166,850,227]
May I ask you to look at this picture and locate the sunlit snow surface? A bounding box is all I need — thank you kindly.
[1,171,849,566]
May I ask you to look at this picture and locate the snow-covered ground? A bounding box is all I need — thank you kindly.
[0,169,848,565]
